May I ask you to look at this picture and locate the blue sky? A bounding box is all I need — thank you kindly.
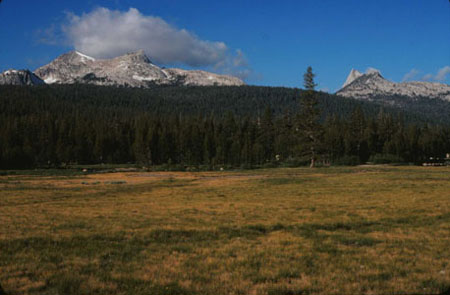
[0,0,449,91]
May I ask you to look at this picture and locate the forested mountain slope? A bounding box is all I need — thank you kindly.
[1,84,449,124]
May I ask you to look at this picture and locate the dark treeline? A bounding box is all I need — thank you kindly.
[0,84,449,169]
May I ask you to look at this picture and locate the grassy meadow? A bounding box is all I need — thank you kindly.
[0,166,449,295]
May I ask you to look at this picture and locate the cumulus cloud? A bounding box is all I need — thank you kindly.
[42,6,251,80]
[401,68,419,82]
[34,7,253,78]
[62,7,226,66]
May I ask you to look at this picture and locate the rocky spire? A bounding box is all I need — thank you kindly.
[342,69,363,88]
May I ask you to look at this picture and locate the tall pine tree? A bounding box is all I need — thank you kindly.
[298,66,322,168]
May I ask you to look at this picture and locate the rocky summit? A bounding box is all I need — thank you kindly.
[336,68,450,102]
[34,50,245,87]
[0,69,45,86]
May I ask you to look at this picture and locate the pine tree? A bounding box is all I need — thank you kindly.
[298,66,322,168]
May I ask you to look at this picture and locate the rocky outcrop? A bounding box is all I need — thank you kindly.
[0,69,44,86]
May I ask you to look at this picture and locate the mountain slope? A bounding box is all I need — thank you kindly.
[336,69,450,102]
[2,84,449,124]
[0,69,45,86]
[34,50,245,87]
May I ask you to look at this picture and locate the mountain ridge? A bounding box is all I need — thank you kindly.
[0,50,244,87]
[33,50,245,87]
[337,69,450,102]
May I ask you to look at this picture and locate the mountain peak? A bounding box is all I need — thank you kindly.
[33,50,244,87]
[120,50,151,64]
[365,67,381,76]
[50,51,96,65]
[342,69,363,88]
[337,67,450,101]
[129,49,146,56]
[364,68,384,80]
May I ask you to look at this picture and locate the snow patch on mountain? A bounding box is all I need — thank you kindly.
[75,51,96,62]
[4,70,18,75]
[132,74,157,81]
[44,76,59,84]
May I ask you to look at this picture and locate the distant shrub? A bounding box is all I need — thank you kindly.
[104,180,127,185]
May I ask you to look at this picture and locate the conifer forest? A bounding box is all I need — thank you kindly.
[0,84,449,169]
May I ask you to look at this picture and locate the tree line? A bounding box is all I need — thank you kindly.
[0,79,449,169]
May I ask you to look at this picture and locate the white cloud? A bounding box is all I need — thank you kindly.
[401,68,419,82]
[420,66,450,82]
[435,66,450,81]
[213,49,252,80]
[422,66,450,82]
[35,6,251,79]
[233,49,248,68]
[62,7,229,67]
[421,73,434,81]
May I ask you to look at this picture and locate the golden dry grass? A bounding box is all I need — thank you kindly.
[0,166,449,294]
